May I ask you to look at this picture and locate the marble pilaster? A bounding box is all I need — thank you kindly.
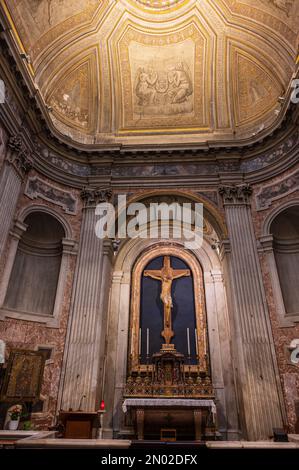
[0,135,32,259]
[205,269,240,439]
[219,184,285,440]
[58,187,113,412]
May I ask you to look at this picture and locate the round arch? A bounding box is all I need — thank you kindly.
[103,228,239,440]
[262,198,299,236]
[115,189,227,240]
[16,204,73,240]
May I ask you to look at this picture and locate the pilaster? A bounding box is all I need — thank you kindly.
[59,187,113,412]
[0,134,32,259]
[219,184,285,440]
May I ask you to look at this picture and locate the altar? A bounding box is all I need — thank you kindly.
[123,398,216,441]
[123,254,217,441]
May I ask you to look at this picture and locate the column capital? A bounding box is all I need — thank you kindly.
[7,134,23,154]
[219,184,252,205]
[80,187,113,207]
[7,134,33,179]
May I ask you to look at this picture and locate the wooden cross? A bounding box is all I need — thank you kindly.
[144,255,191,345]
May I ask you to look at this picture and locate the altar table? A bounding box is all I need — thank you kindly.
[122,398,216,441]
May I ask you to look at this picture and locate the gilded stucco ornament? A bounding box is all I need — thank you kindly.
[2,0,296,146]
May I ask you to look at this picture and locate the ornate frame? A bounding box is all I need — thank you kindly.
[1,349,45,402]
[129,244,208,373]
[117,18,210,133]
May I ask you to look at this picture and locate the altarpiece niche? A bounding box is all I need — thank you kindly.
[125,247,213,399]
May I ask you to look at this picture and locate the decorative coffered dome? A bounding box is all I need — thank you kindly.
[3,0,299,147]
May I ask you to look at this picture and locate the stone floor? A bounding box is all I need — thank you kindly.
[1,431,299,449]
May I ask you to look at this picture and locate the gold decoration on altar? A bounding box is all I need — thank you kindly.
[124,348,214,398]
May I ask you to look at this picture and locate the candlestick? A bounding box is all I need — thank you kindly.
[146,328,149,356]
[187,327,190,356]
[195,328,199,356]
[139,328,141,356]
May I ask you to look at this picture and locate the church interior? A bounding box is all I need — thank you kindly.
[0,0,299,451]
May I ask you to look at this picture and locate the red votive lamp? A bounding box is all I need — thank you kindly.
[99,400,105,411]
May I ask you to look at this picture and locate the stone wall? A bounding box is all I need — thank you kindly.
[0,168,82,429]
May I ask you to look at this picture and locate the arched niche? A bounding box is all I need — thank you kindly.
[0,207,77,328]
[261,202,299,326]
[102,228,239,440]
[270,205,299,316]
[4,212,65,316]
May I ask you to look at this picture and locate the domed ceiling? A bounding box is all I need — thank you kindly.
[3,0,299,147]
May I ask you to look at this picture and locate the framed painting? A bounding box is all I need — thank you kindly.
[0,349,45,402]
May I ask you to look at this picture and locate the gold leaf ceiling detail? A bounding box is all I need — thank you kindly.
[3,0,299,146]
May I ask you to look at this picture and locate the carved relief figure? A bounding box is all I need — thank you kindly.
[133,60,193,116]
[122,30,205,129]
[168,62,193,104]
[135,68,158,105]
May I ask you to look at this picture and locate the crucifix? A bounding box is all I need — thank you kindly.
[144,255,191,346]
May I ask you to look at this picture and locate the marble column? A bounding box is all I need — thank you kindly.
[219,184,285,440]
[0,135,32,260]
[58,187,113,412]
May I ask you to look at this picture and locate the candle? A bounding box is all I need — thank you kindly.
[187,328,190,356]
[195,328,199,356]
[146,328,150,356]
[139,328,142,356]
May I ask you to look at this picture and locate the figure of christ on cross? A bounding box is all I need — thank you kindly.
[144,255,191,345]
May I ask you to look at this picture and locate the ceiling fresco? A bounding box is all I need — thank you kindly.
[3,0,299,146]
